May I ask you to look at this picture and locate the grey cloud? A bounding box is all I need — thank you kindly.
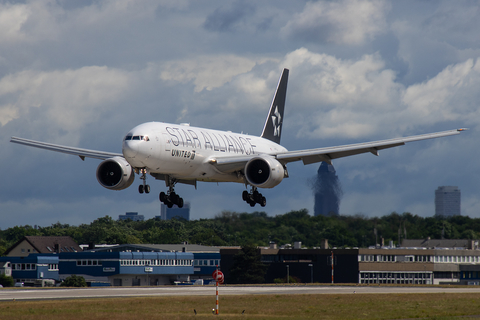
[281,0,389,45]
[203,1,256,33]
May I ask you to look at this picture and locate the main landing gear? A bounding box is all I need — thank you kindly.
[138,169,150,194]
[242,187,266,207]
[159,179,184,208]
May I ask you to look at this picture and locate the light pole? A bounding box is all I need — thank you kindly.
[308,264,313,283]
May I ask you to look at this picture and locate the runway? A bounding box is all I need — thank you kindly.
[2,285,480,301]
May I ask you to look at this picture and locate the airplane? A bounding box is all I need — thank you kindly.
[10,68,466,208]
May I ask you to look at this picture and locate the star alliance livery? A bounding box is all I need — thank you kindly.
[11,69,466,208]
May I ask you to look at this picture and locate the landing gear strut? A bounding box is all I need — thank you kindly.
[159,178,184,208]
[138,169,150,194]
[242,187,266,207]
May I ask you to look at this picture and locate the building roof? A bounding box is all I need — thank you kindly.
[86,243,220,253]
[401,239,478,249]
[4,236,82,256]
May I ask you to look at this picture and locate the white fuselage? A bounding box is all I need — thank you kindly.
[122,122,288,183]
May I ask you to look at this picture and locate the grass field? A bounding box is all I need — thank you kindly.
[1,292,480,319]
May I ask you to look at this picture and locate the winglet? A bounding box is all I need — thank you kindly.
[261,68,289,144]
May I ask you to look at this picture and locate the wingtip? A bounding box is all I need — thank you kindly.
[457,128,469,132]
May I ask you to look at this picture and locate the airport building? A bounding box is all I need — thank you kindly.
[2,236,480,286]
[82,243,220,285]
[0,254,59,287]
[59,251,193,286]
[221,240,480,285]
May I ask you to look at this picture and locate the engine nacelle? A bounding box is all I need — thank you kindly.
[96,157,135,190]
[244,155,285,188]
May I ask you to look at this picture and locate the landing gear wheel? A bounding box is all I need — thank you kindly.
[159,178,185,208]
[260,197,266,207]
[139,169,149,195]
[177,197,184,208]
[159,192,166,202]
[242,187,267,207]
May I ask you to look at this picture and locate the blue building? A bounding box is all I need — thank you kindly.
[0,254,59,287]
[59,251,194,286]
[118,212,145,221]
[86,244,220,284]
[159,203,190,220]
[192,252,221,284]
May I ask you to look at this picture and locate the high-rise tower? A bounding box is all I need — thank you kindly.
[435,186,461,217]
[313,162,342,216]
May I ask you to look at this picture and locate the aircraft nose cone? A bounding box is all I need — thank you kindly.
[122,140,138,159]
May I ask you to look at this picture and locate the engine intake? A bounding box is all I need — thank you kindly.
[96,157,135,190]
[245,155,285,188]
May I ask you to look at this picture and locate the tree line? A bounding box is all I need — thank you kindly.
[1,210,480,256]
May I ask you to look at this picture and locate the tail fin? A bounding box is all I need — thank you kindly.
[261,68,289,144]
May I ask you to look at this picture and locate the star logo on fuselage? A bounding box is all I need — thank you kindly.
[271,106,282,137]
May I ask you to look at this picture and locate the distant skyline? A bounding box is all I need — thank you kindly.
[1,1,478,228]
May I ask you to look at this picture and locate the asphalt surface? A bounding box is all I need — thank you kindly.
[2,285,480,301]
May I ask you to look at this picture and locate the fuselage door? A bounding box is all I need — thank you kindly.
[163,133,171,152]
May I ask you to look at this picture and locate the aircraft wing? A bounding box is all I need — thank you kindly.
[210,129,466,172]
[276,128,466,165]
[10,137,123,161]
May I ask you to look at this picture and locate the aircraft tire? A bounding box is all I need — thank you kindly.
[177,198,184,208]
[139,185,144,194]
[260,197,266,207]
[145,185,150,194]
[159,192,166,202]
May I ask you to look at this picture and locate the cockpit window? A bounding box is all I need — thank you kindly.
[126,135,150,141]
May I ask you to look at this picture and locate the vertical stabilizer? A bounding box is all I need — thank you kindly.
[261,68,289,144]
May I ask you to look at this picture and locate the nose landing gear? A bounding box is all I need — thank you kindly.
[242,187,266,207]
[138,168,150,194]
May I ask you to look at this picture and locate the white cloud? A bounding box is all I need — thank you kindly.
[159,55,259,92]
[0,66,131,140]
[280,48,402,138]
[0,3,30,43]
[281,0,389,45]
[403,58,480,127]
[276,48,480,140]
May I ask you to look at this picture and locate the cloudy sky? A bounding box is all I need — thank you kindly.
[1,0,479,228]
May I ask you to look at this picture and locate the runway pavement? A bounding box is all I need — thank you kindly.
[2,285,480,301]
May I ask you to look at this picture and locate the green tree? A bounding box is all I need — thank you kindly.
[60,275,87,287]
[228,244,267,284]
[0,274,14,287]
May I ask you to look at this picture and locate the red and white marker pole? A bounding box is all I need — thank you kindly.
[331,251,334,284]
[212,266,224,315]
[216,277,219,315]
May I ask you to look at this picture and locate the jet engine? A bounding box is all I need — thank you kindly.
[244,155,285,188]
[96,157,135,190]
